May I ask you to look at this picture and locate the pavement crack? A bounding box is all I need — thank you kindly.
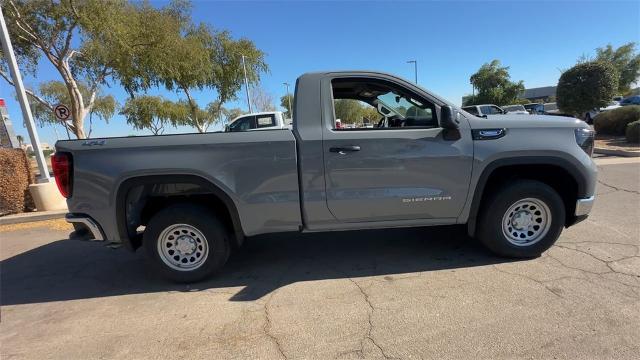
[348,278,396,360]
[263,291,288,360]
[492,265,564,299]
[555,244,640,277]
[597,180,640,195]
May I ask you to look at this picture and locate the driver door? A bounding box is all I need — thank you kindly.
[321,76,473,223]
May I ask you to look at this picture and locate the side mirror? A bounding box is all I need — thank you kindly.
[440,105,460,129]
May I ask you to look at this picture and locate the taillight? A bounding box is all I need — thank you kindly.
[51,152,72,198]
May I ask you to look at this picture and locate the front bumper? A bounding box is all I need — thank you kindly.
[66,214,105,241]
[575,196,595,216]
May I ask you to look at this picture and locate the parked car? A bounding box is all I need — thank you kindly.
[461,104,505,117]
[620,95,640,106]
[502,105,529,115]
[524,103,545,115]
[541,103,573,117]
[584,101,622,124]
[225,111,291,132]
[54,70,597,282]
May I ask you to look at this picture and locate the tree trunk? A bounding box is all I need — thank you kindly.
[183,87,204,133]
[58,62,87,138]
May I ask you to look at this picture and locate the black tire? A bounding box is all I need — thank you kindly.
[477,180,565,258]
[143,203,230,283]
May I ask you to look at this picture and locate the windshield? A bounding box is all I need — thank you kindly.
[504,105,525,111]
[376,91,429,119]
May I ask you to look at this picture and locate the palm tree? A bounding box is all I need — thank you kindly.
[16,135,24,148]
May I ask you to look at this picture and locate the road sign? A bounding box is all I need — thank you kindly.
[54,104,71,121]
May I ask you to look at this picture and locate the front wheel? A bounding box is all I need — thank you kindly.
[477,180,565,258]
[143,204,230,282]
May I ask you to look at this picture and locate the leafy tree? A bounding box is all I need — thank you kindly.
[280,93,293,118]
[557,61,618,116]
[222,107,245,125]
[27,81,115,137]
[334,99,378,124]
[120,95,180,135]
[362,106,380,124]
[0,0,188,138]
[465,60,525,106]
[148,25,268,132]
[593,43,640,95]
[250,86,275,112]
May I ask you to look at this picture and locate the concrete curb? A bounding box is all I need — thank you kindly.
[594,147,640,157]
[0,210,68,226]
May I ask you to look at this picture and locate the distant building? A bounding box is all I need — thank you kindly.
[519,86,557,103]
[461,86,557,106]
[0,98,20,148]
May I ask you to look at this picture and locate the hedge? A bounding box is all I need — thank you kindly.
[594,105,640,135]
[626,120,640,143]
[0,148,35,215]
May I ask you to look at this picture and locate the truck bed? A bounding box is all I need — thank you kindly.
[56,130,301,241]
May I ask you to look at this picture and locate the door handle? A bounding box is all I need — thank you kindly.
[329,145,361,154]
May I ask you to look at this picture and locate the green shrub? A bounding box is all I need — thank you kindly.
[594,105,640,135]
[626,120,640,143]
[557,61,618,116]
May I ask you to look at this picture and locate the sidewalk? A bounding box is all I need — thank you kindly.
[0,209,67,226]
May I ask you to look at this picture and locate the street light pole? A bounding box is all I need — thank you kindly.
[0,6,50,181]
[406,60,418,84]
[241,55,253,113]
[283,82,293,118]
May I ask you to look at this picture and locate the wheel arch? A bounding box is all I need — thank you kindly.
[467,156,587,237]
[115,174,245,250]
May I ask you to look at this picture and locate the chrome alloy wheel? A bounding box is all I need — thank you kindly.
[501,198,551,246]
[157,224,209,271]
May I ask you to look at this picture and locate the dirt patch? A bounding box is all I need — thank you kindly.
[0,218,72,233]
[595,135,640,152]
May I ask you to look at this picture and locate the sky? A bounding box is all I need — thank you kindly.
[1,0,639,146]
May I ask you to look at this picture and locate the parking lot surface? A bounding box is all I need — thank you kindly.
[1,159,639,359]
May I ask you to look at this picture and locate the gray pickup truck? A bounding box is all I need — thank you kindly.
[53,71,597,282]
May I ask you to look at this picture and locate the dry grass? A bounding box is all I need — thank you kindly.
[0,218,72,233]
[595,135,640,151]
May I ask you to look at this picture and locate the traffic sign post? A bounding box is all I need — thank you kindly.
[0,6,50,181]
[54,104,71,121]
[54,104,72,138]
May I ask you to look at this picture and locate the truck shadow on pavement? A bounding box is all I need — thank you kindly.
[1,225,518,305]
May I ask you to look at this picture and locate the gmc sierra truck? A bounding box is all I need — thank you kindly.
[53,71,597,282]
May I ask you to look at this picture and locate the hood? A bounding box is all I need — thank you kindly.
[466,114,589,130]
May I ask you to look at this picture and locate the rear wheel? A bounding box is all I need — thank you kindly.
[477,180,565,258]
[143,204,230,282]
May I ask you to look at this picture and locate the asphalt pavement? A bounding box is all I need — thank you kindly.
[1,158,639,359]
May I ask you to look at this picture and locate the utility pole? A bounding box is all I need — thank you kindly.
[406,60,418,84]
[283,82,293,118]
[241,55,253,113]
[0,6,50,181]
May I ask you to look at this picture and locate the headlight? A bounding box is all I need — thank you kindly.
[575,128,594,157]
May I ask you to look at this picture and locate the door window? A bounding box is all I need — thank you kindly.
[463,106,479,115]
[331,78,437,130]
[228,116,256,132]
[256,114,276,128]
